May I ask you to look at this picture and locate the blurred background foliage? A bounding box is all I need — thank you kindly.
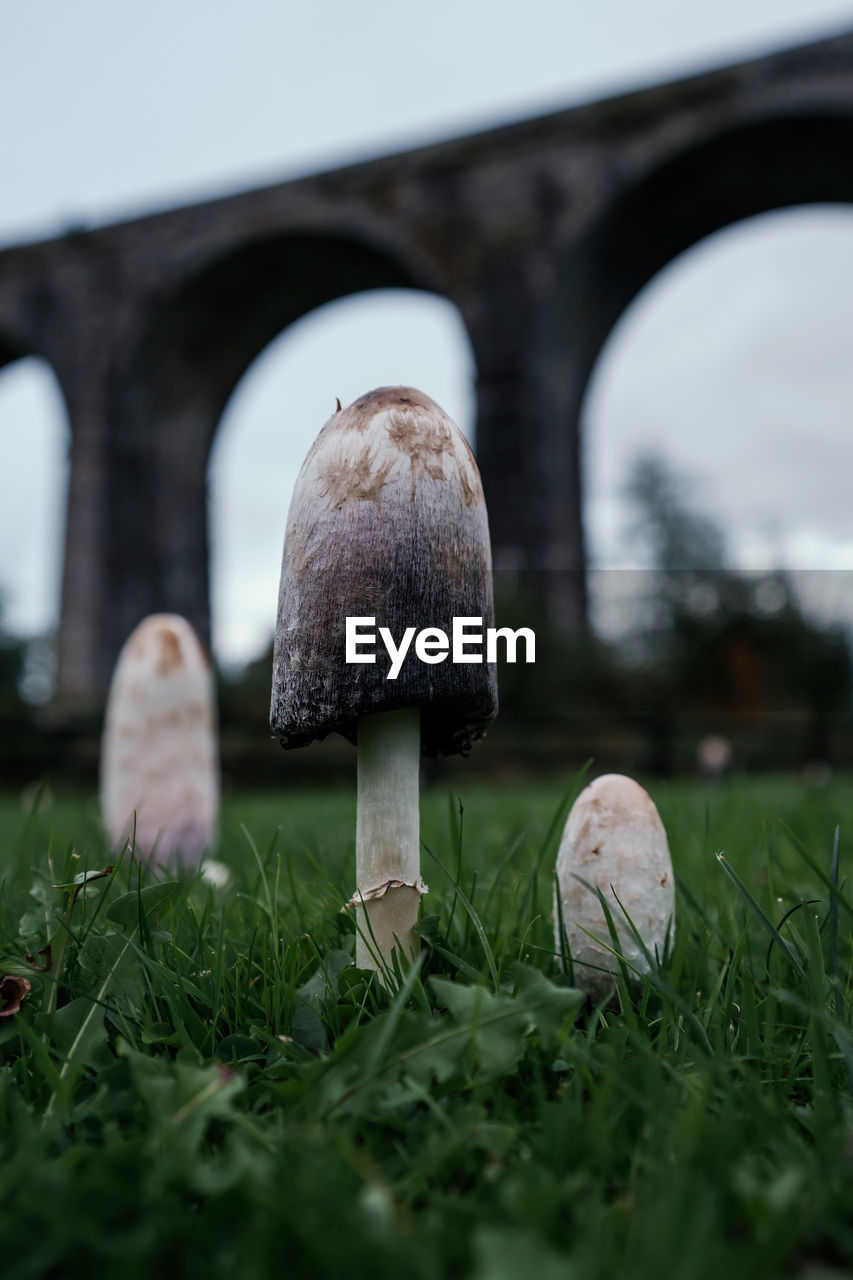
[1,453,850,789]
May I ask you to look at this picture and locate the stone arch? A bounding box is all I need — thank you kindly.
[569,112,853,370]
[107,230,471,668]
[530,111,853,627]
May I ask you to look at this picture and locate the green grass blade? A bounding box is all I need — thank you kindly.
[423,841,499,992]
[716,853,808,984]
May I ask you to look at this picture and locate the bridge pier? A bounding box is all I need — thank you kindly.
[103,391,217,686]
[56,388,109,704]
[470,266,588,636]
[55,346,219,705]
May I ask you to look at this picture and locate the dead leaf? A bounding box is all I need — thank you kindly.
[24,945,52,972]
[0,975,32,1017]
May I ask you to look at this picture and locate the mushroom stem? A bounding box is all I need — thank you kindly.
[355,706,422,971]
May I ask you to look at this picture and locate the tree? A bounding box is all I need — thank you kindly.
[622,452,851,763]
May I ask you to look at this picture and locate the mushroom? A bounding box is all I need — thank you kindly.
[100,613,219,867]
[271,387,497,970]
[553,774,675,1001]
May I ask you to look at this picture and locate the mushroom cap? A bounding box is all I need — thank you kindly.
[100,613,219,864]
[270,387,498,756]
[553,774,675,1000]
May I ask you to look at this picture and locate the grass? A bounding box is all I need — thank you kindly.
[0,774,853,1278]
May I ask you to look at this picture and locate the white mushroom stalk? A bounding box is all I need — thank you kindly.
[271,387,497,973]
[100,613,219,868]
[350,707,424,967]
[553,773,675,1001]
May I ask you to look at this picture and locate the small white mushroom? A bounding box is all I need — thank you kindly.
[697,734,732,778]
[553,773,675,1001]
[100,613,219,867]
[271,387,498,972]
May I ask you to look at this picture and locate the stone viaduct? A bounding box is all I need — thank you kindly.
[1,28,853,703]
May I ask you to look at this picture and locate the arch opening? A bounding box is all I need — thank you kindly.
[208,288,476,669]
[0,354,69,701]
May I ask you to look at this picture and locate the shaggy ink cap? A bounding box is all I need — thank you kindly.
[270,386,498,755]
[270,386,498,971]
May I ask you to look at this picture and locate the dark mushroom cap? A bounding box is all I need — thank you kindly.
[270,387,498,756]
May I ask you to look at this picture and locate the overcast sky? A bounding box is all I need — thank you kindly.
[2,0,852,664]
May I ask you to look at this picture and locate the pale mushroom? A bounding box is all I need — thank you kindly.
[100,613,219,866]
[553,773,675,1000]
[271,387,497,970]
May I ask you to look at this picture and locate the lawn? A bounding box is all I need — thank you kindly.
[0,774,852,1278]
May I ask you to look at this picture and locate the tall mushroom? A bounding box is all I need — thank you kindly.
[271,387,497,970]
[100,613,219,867]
